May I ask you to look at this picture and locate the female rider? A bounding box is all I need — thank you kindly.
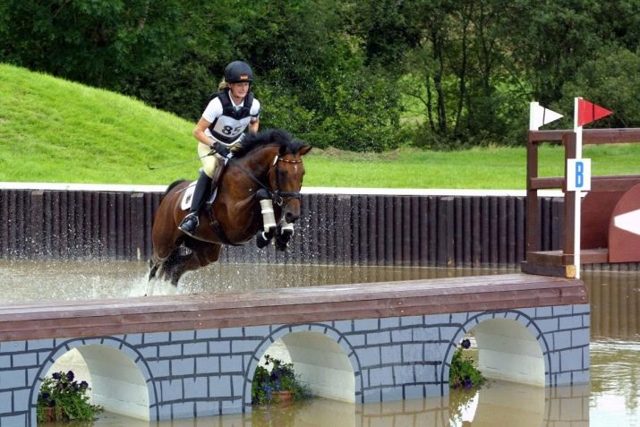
[179,60,261,236]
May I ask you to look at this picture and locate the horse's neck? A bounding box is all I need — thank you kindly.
[234,146,277,180]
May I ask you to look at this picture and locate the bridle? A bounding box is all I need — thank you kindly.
[231,154,303,206]
[269,155,304,206]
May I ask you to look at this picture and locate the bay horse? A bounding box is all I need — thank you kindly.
[149,129,311,285]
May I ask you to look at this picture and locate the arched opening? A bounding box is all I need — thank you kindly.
[45,345,149,421]
[258,331,355,403]
[449,319,546,425]
[473,318,545,386]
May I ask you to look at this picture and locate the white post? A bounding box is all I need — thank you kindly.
[573,97,582,279]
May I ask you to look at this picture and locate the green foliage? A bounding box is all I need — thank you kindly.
[561,46,640,128]
[311,70,404,151]
[252,355,312,405]
[37,370,102,423]
[449,339,486,390]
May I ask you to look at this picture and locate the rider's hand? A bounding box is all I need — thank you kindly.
[211,142,232,159]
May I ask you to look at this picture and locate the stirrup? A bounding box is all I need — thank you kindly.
[179,212,199,234]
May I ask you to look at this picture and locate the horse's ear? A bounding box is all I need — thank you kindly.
[299,145,312,156]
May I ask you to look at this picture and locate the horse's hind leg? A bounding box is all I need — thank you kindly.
[168,242,222,285]
[149,186,186,282]
[149,247,179,281]
[148,258,159,280]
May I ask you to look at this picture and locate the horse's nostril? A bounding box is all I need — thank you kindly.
[285,212,298,223]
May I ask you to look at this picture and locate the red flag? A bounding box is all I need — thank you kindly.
[577,98,613,126]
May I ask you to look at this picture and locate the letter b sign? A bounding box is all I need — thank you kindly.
[567,159,591,191]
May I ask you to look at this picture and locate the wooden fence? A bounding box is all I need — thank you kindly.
[0,186,635,270]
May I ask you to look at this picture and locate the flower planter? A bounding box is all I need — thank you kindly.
[272,390,293,404]
[43,407,56,422]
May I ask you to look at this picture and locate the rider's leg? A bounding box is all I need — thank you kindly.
[179,145,224,234]
[178,169,211,234]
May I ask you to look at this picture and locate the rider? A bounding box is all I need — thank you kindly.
[179,60,261,236]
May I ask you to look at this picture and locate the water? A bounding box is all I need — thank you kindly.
[1,260,638,426]
[0,260,515,302]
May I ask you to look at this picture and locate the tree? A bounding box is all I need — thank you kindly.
[0,0,183,89]
[498,0,602,105]
[561,47,640,128]
[400,0,528,148]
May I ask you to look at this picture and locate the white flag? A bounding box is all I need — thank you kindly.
[529,102,563,130]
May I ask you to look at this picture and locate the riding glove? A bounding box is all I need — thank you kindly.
[210,142,232,159]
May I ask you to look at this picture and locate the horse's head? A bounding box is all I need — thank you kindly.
[267,141,312,223]
[233,129,312,225]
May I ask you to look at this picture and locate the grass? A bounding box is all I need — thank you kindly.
[0,63,638,189]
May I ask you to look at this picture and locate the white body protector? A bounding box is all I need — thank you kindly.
[198,89,261,176]
[202,89,261,147]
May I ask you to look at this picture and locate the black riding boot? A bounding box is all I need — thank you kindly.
[179,171,211,235]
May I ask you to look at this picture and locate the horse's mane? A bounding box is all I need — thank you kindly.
[233,129,306,158]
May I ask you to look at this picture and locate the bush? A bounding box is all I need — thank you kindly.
[450,339,486,390]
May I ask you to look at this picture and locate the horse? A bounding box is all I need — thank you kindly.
[149,129,312,285]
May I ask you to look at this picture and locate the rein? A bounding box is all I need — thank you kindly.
[230,154,303,206]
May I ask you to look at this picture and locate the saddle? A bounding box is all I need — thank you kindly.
[179,181,239,245]
[179,182,218,212]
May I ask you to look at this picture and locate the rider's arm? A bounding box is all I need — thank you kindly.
[248,99,260,134]
[193,118,216,148]
[248,117,259,134]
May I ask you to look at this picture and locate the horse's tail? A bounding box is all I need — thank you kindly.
[161,179,188,201]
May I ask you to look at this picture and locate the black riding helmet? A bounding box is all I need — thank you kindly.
[224,61,254,84]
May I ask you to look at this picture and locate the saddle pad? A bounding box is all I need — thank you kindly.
[179,181,219,211]
[180,182,196,211]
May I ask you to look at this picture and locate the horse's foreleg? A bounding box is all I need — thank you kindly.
[275,220,295,251]
[256,229,275,249]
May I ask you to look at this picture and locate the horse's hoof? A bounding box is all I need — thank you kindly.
[169,266,184,286]
[275,238,291,251]
[256,231,272,249]
[275,229,293,251]
[148,264,159,281]
[169,272,180,286]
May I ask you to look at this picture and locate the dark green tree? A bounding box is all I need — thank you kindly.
[231,0,403,150]
[561,46,640,128]
[498,0,602,105]
[400,0,528,148]
[0,0,183,89]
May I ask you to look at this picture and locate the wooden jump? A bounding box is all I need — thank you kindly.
[0,273,586,341]
[523,128,640,277]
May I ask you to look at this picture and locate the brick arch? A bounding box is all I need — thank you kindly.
[242,322,363,409]
[28,337,159,426]
[440,310,552,393]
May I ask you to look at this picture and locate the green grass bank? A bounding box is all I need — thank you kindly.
[0,63,637,189]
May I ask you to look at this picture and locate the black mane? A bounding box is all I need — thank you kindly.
[233,129,306,158]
